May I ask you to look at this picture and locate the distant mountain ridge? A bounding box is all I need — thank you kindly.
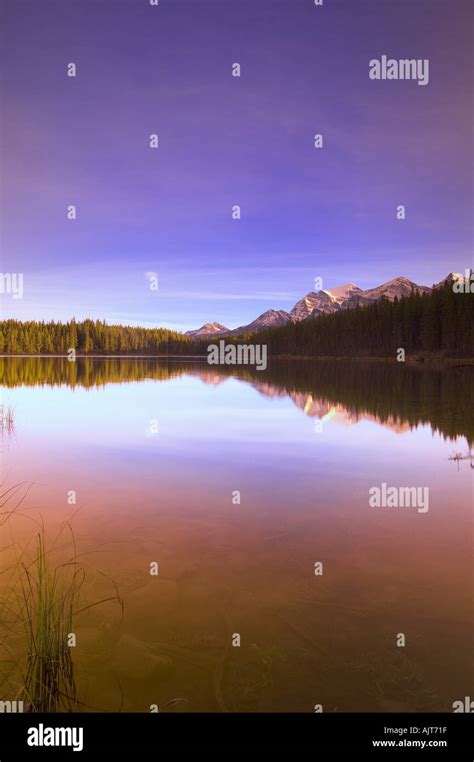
[185,322,229,339]
[227,309,292,335]
[185,273,465,338]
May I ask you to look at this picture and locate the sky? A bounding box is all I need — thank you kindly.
[1,0,472,332]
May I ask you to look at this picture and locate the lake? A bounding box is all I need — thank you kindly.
[0,357,472,712]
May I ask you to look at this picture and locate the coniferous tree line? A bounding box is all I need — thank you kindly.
[0,282,472,357]
[0,318,192,355]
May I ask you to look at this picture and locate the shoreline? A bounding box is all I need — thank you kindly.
[0,353,473,366]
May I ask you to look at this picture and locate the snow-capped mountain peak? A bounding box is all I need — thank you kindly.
[184,272,459,337]
[353,276,430,303]
[323,283,362,303]
[290,290,338,320]
[434,272,466,288]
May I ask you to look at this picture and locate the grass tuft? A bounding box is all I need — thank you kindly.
[19,531,82,711]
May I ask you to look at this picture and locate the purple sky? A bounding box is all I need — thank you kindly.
[1,0,472,331]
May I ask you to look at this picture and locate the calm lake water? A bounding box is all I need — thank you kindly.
[0,357,472,712]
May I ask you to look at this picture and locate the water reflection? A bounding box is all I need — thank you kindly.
[1,356,472,442]
[0,357,472,713]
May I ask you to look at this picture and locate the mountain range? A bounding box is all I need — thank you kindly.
[185,273,465,338]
